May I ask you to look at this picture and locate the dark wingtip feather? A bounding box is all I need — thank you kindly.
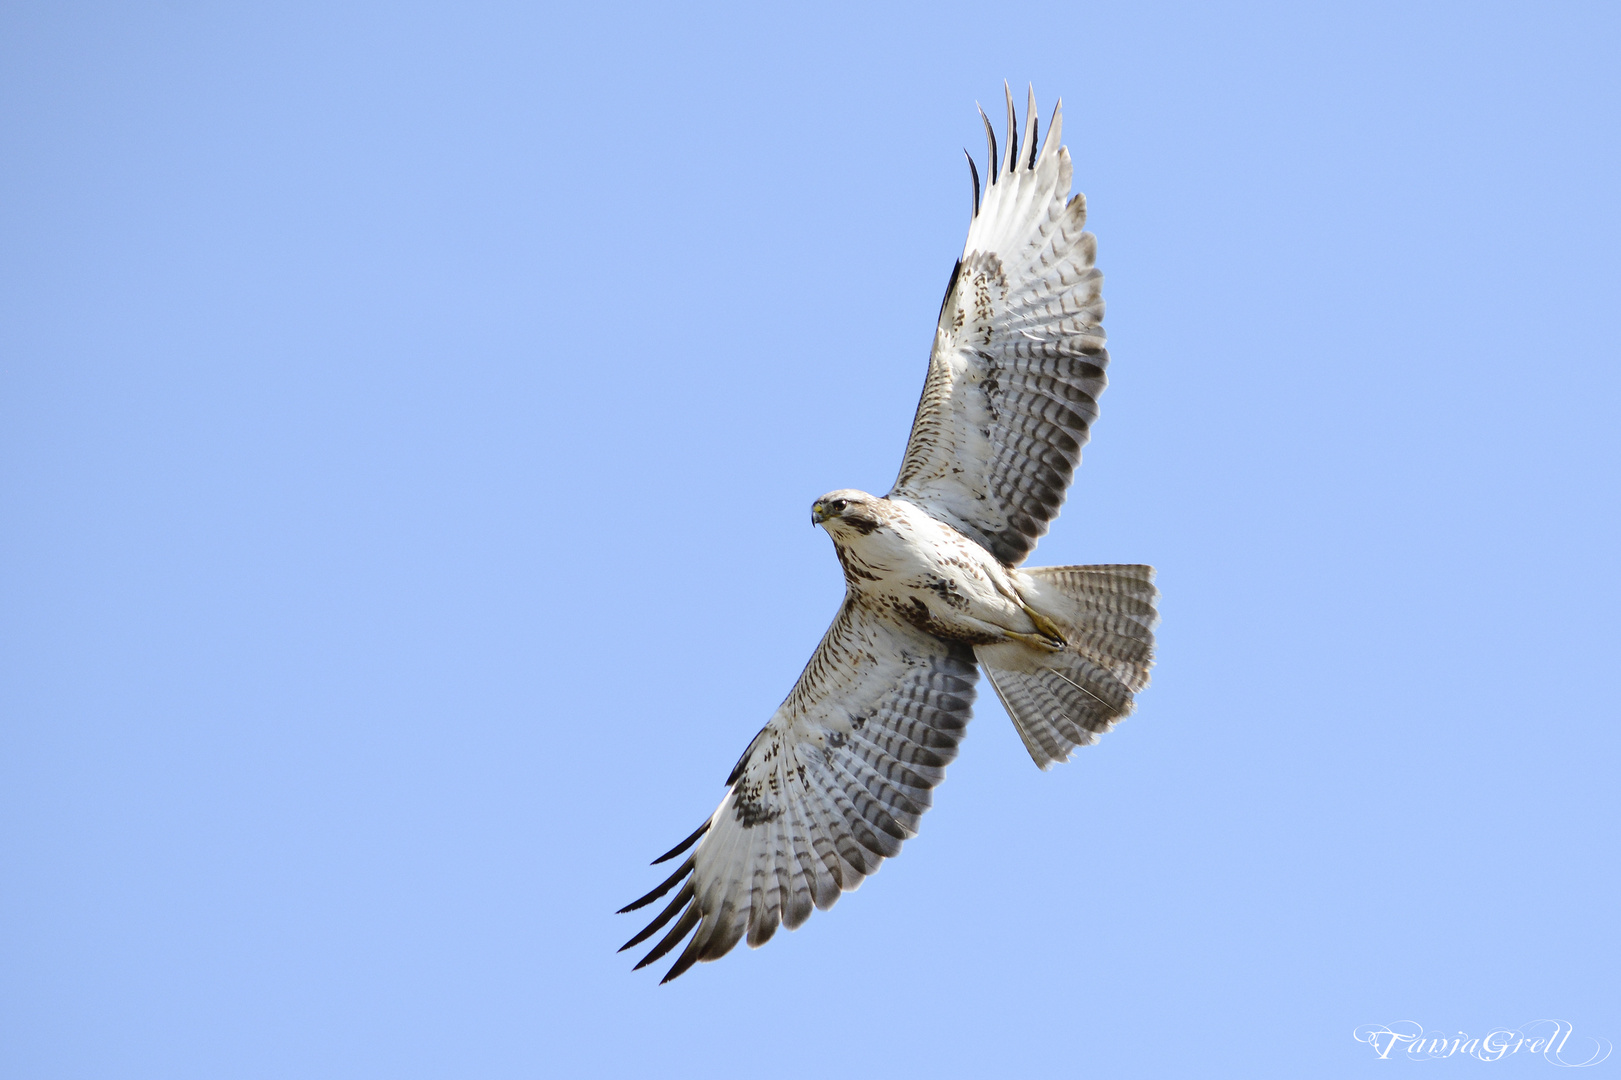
[1040,97,1062,163]
[963,150,980,218]
[651,819,709,865]
[1027,84,1040,169]
[1003,80,1017,175]
[632,903,701,971]
[616,855,693,914]
[977,106,998,184]
[660,952,702,984]
[660,921,714,983]
[619,880,695,952]
[936,258,962,325]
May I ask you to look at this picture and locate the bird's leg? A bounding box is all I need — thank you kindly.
[987,569,1067,650]
[1004,629,1066,653]
[1018,604,1069,651]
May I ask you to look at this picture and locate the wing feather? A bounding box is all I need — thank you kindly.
[620,599,978,981]
[619,85,1122,984]
[891,91,1108,565]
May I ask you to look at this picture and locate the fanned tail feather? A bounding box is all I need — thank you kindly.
[977,564,1158,769]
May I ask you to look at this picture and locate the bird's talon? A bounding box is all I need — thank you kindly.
[1007,630,1066,654]
[1022,606,1069,648]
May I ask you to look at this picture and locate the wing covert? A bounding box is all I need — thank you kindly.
[890,86,1108,566]
[618,599,978,982]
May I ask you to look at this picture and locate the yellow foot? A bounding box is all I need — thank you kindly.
[1021,606,1070,647]
[1006,629,1067,653]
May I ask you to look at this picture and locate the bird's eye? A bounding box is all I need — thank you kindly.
[831,499,847,511]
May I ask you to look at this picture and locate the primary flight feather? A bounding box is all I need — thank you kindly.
[620,85,1158,983]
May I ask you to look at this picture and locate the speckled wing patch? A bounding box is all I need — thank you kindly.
[617,599,978,983]
[891,86,1107,566]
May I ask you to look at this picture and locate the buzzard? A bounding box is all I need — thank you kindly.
[620,86,1158,982]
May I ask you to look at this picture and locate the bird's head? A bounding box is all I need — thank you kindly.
[811,489,885,536]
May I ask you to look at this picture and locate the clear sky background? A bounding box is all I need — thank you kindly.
[3,2,1617,1077]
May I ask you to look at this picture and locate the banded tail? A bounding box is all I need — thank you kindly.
[976,564,1159,769]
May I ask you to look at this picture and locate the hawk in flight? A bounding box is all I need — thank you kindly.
[620,86,1158,982]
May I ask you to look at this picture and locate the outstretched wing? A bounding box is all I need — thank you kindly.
[618,600,978,982]
[890,86,1108,566]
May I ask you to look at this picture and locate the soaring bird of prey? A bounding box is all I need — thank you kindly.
[620,86,1158,983]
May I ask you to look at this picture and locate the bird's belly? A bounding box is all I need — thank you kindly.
[846,527,1032,644]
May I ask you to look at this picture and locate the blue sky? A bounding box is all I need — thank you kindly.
[2,2,1617,1077]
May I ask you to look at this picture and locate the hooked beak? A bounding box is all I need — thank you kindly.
[811,501,829,525]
